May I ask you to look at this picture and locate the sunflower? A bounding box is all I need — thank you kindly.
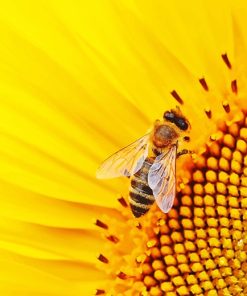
[0,0,246,295]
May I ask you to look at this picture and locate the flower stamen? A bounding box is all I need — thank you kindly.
[199,77,209,91]
[205,107,212,119]
[117,271,133,280]
[106,235,119,244]
[170,90,184,105]
[98,254,109,264]
[221,53,232,69]
[118,196,128,207]
[135,221,142,229]
[222,100,231,113]
[95,219,109,230]
[95,289,105,295]
[231,80,238,94]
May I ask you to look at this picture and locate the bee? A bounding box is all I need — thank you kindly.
[96,107,192,217]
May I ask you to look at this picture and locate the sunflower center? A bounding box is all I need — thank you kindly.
[134,111,247,296]
[96,110,247,296]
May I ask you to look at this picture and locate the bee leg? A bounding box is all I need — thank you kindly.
[123,169,131,178]
[177,149,194,158]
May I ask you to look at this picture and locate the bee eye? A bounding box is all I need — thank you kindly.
[163,111,175,121]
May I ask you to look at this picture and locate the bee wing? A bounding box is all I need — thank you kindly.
[96,134,150,179]
[148,145,177,213]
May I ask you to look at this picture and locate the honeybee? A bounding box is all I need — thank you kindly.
[96,107,192,217]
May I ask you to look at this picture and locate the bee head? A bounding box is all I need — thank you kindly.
[163,107,190,131]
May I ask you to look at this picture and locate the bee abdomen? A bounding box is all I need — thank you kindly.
[130,179,153,196]
[129,158,155,218]
[129,199,152,218]
[129,188,154,205]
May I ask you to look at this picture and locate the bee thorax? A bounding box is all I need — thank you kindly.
[153,125,178,148]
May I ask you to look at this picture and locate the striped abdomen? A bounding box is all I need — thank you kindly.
[129,157,155,217]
